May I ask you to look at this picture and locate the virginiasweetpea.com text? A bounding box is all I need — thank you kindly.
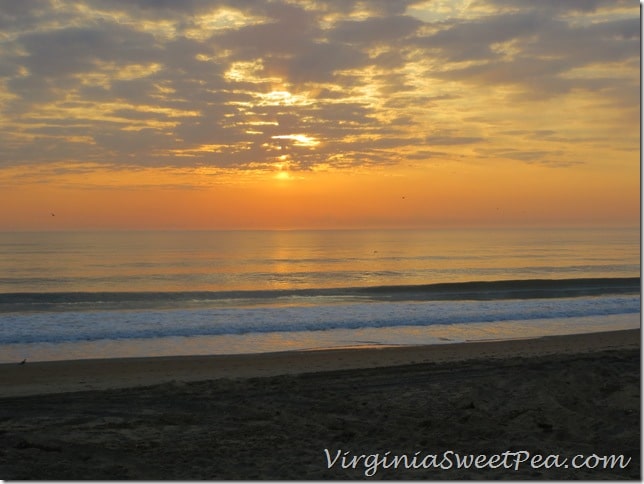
[323,449,632,477]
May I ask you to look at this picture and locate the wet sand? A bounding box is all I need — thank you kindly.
[0,329,640,479]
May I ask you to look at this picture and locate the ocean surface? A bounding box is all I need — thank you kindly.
[0,228,639,363]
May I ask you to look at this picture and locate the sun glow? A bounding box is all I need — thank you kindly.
[256,90,313,107]
[271,134,320,147]
[275,171,292,181]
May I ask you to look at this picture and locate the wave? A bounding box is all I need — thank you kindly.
[0,277,639,313]
[0,294,639,345]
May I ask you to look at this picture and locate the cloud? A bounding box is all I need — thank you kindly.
[0,0,638,174]
[483,0,634,14]
[18,23,158,78]
[214,3,318,58]
[424,7,638,101]
[416,11,548,62]
[330,15,423,45]
[426,135,484,146]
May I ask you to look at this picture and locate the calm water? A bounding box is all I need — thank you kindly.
[0,228,639,293]
[0,228,639,362]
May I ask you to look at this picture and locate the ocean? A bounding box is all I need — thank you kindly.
[0,228,639,363]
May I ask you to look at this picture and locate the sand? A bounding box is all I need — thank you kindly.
[0,329,640,479]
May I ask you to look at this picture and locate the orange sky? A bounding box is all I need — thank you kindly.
[0,1,639,230]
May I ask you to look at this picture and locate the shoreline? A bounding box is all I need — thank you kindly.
[0,328,639,398]
[0,327,639,479]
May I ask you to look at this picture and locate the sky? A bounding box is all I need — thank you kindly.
[0,0,639,230]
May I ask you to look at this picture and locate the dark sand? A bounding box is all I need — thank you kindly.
[0,329,640,479]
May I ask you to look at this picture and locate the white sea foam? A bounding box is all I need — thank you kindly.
[0,295,639,346]
[0,313,639,364]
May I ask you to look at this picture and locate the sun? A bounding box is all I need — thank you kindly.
[271,157,295,181]
[275,171,292,181]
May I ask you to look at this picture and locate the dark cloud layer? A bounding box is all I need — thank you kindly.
[0,0,638,172]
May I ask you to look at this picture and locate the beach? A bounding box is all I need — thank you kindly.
[0,328,639,479]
